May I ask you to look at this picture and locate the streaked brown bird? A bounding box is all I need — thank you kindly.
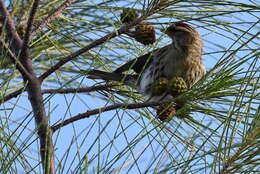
[88,22,206,121]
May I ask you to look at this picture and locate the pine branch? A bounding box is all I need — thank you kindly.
[51,100,172,131]
[38,0,170,81]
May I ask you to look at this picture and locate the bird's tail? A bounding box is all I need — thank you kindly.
[88,70,137,87]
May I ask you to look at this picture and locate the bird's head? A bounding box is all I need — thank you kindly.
[165,22,200,48]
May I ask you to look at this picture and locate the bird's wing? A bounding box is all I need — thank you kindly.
[88,70,137,87]
[114,45,170,74]
[113,53,153,74]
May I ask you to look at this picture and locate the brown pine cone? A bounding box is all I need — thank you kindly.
[157,104,176,122]
[134,23,156,45]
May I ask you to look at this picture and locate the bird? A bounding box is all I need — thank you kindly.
[88,22,206,121]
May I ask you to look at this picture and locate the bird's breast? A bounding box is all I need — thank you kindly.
[162,48,185,78]
[138,64,154,97]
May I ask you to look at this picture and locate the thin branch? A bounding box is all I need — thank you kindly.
[38,23,135,81]
[0,40,33,81]
[39,0,168,81]
[19,0,39,60]
[32,0,76,36]
[51,100,170,132]
[0,1,22,49]
[219,128,260,174]
[0,83,118,104]
[42,83,118,94]
[0,87,25,104]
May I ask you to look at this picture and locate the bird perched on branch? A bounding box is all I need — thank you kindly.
[88,22,205,121]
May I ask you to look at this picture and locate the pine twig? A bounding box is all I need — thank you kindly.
[32,0,76,36]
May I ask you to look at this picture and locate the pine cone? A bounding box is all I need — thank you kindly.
[134,23,156,45]
[152,77,168,96]
[157,104,176,122]
[120,8,138,23]
[168,77,188,97]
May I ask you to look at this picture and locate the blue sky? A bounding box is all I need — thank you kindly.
[0,0,259,173]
